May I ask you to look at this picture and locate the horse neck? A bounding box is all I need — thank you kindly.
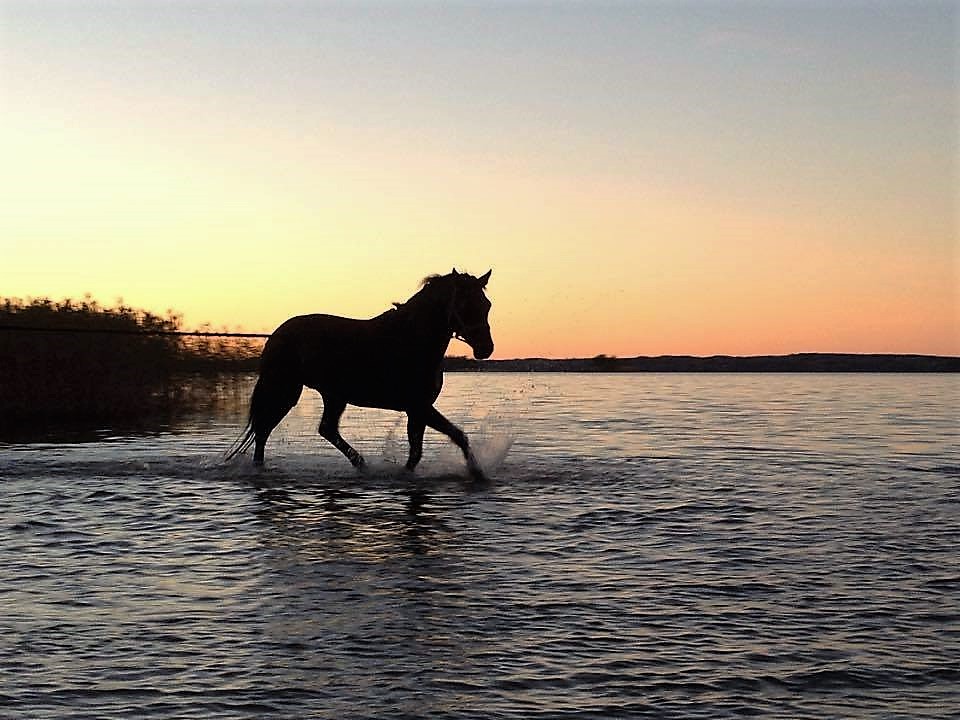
[399,287,454,357]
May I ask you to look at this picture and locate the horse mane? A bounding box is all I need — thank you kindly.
[392,271,460,311]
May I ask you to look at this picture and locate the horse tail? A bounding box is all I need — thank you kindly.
[223,324,304,464]
[223,375,267,462]
[224,423,256,462]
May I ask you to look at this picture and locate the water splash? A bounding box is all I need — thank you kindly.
[380,415,407,467]
[373,382,529,477]
[469,407,519,474]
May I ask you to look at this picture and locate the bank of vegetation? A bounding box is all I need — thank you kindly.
[0,297,262,433]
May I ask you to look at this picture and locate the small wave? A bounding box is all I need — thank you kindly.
[906,463,960,478]
[9,518,59,532]
[777,664,960,692]
[923,576,960,589]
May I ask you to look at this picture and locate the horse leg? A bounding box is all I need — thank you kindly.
[423,406,486,481]
[318,396,365,470]
[251,375,303,465]
[405,413,426,472]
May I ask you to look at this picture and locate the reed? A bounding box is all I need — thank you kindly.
[0,296,262,432]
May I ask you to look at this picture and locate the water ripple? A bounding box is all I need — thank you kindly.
[1,374,958,718]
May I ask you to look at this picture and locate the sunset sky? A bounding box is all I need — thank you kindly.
[2,1,957,358]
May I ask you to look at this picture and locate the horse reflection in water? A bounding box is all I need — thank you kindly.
[228,269,493,480]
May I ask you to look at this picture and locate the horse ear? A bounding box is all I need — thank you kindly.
[478,269,491,287]
[451,267,459,276]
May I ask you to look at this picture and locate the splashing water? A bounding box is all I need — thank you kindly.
[376,381,527,476]
[224,375,534,479]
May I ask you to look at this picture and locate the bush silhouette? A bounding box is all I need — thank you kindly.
[0,296,261,432]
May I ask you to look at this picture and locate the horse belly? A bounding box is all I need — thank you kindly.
[279,315,441,411]
[301,361,407,410]
[312,366,440,413]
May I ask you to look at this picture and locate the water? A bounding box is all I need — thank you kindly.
[2,373,958,719]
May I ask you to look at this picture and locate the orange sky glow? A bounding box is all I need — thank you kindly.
[2,2,957,358]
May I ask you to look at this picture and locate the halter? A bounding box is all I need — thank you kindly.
[446,281,488,345]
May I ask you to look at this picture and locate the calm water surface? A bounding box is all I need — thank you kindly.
[1,373,958,719]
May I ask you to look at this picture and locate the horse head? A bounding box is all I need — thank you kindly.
[448,269,494,360]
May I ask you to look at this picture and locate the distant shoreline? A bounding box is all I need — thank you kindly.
[443,353,960,373]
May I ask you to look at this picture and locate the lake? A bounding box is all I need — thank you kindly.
[2,373,958,718]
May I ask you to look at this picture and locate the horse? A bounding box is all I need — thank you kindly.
[227,269,494,480]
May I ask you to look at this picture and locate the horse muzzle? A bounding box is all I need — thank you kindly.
[472,340,494,360]
[458,323,493,360]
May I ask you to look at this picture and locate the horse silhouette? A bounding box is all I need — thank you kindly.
[228,269,494,479]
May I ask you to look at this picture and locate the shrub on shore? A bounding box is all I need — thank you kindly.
[0,297,262,432]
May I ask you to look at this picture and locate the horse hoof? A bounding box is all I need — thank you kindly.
[467,463,488,484]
